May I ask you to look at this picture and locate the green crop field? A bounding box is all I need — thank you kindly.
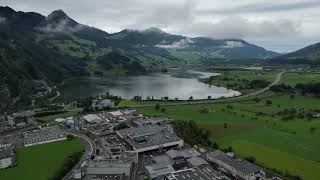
[37,111,79,122]
[0,139,85,180]
[282,72,320,86]
[137,93,320,179]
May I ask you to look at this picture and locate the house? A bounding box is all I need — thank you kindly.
[0,144,16,169]
[207,150,265,180]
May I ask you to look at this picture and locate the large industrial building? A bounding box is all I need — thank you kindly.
[207,150,265,180]
[116,125,183,153]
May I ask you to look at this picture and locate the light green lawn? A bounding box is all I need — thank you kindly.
[0,139,85,180]
[37,111,78,122]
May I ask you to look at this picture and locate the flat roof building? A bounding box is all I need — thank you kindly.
[166,148,201,159]
[187,156,209,167]
[83,159,137,180]
[116,125,183,153]
[145,163,176,179]
[207,150,265,180]
[83,114,104,124]
[165,166,225,180]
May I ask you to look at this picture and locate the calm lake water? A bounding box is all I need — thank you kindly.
[58,70,241,101]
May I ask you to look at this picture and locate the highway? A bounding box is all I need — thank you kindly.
[129,71,285,108]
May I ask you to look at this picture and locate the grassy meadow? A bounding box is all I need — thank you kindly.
[137,91,320,179]
[0,139,85,180]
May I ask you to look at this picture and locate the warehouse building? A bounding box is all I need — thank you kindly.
[207,150,265,180]
[116,125,183,153]
[83,114,105,124]
[165,166,226,180]
[82,159,137,180]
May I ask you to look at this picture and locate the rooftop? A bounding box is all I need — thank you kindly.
[207,150,263,175]
[117,125,182,150]
[145,163,175,178]
[166,148,201,159]
[187,156,209,167]
[0,143,14,159]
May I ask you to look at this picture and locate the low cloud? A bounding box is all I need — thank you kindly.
[38,17,84,33]
[156,38,194,49]
[224,41,244,48]
[0,17,6,24]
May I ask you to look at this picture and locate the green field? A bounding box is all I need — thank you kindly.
[137,93,320,179]
[282,72,320,86]
[0,139,85,180]
[37,111,79,122]
[201,70,276,93]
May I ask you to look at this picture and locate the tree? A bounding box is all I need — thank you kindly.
[113,122,129,130]
[224,122,228,129]
[67,134,74,140]
[189,96,193,101]
[208,96,212,100]
[161,108,166,113]
[155,103,160,110]
[265,100,272,106]
[245,156,256,163]
[212,142,219,149]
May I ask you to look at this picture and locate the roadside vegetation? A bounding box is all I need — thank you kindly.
[0,139,85,180]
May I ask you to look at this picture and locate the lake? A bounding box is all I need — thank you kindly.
[58,70,241,101]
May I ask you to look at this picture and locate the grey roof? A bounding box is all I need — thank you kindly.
[152,154,173,165]
[187,156,209,167]
[165,168,212,180]
[86,161,132,176]
[117,125,182,150]
[145,163,175,178]
[166,149,201,159]
[207,150,263,175]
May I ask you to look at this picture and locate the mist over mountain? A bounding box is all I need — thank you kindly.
[0,6,281,110]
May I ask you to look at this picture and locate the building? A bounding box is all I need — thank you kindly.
[91,99,115,110]
[116,125,183,153]
[83,114,104,124]
[187,156,209,167]
[152,154,173,166]
[82,159,137,180]
[166,149,201,159]
[132,117,167,127]
[207,150,265,180]
[0,144,15,169]
[23,129,67,147]
[165,166,225,180]
[145,163,176,179]
[313,113,320,118]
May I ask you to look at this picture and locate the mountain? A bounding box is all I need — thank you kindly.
[270,42,320,64]
[0,6,278,111]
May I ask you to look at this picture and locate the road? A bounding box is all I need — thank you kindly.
[61,130,96,180]
[129,71,285,108]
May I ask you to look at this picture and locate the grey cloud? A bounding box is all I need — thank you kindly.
[156,38,194,49]
[178,17,302,39]
[200,1,320,15]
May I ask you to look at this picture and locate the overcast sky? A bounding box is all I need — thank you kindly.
[2,0,320,53]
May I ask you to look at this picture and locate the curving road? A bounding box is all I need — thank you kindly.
[61,130,96,180]
[128,71,285,108]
